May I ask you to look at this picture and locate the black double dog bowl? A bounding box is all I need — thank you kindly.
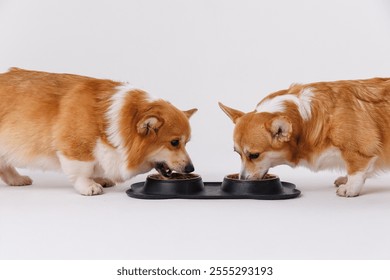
[126,173,301,200]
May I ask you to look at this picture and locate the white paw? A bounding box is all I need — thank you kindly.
[336,184,360,197]
[334,176,348,187]
[8,175,33,186]
[75,180,104,196]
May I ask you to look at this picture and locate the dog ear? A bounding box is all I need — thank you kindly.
[218,102,245,124]
[183,108,198,119]
[137,116,163,135]
[267,116,292,142]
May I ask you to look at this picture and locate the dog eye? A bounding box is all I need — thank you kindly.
[248,153,260,160]
[171,140,180,147]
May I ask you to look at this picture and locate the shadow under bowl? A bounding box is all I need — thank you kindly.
[143,173,204,195]
[221,173,283,195]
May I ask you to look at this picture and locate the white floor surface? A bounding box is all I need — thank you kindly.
[1,167,390,260]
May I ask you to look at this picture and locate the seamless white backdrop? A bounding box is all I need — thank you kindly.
[1,0,390,260]
[1,0,390,176]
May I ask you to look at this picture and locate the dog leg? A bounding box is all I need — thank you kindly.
[0,161,33,186]
[58,155,103,196]
[334,176,347,187]
[336,155,377,197]
[93,177,116,188]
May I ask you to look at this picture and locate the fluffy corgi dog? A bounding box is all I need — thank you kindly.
[0,68,197,195]
[220,77,390,197]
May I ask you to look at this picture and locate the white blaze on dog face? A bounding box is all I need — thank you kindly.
[220,103,293,179]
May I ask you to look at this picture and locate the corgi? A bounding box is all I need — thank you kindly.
[219,77,390,197]
[0,68,197,195]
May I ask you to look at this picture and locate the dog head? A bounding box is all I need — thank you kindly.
[136,104,197,178]
[219,102,293,179]
[107,88,197,179]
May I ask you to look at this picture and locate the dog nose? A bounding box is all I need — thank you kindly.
[184,163,194,173]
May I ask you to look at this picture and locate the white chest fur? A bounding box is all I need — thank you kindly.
[93,140,134,182]
[298,147,346,171]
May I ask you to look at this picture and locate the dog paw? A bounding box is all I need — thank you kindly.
[8,175,33,186]
[334,176,348,187]
[93,177,116,188]
[336,184,360,197]
[76,181,104,196]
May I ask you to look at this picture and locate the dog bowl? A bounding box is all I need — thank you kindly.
[127,173,301,200]
[142,173,203,195]
[221,173,283,195]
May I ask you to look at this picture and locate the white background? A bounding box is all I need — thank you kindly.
[1,0,390,260]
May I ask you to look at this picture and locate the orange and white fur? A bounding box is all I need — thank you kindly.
[220,77,390,197]
[0,68,197,195]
